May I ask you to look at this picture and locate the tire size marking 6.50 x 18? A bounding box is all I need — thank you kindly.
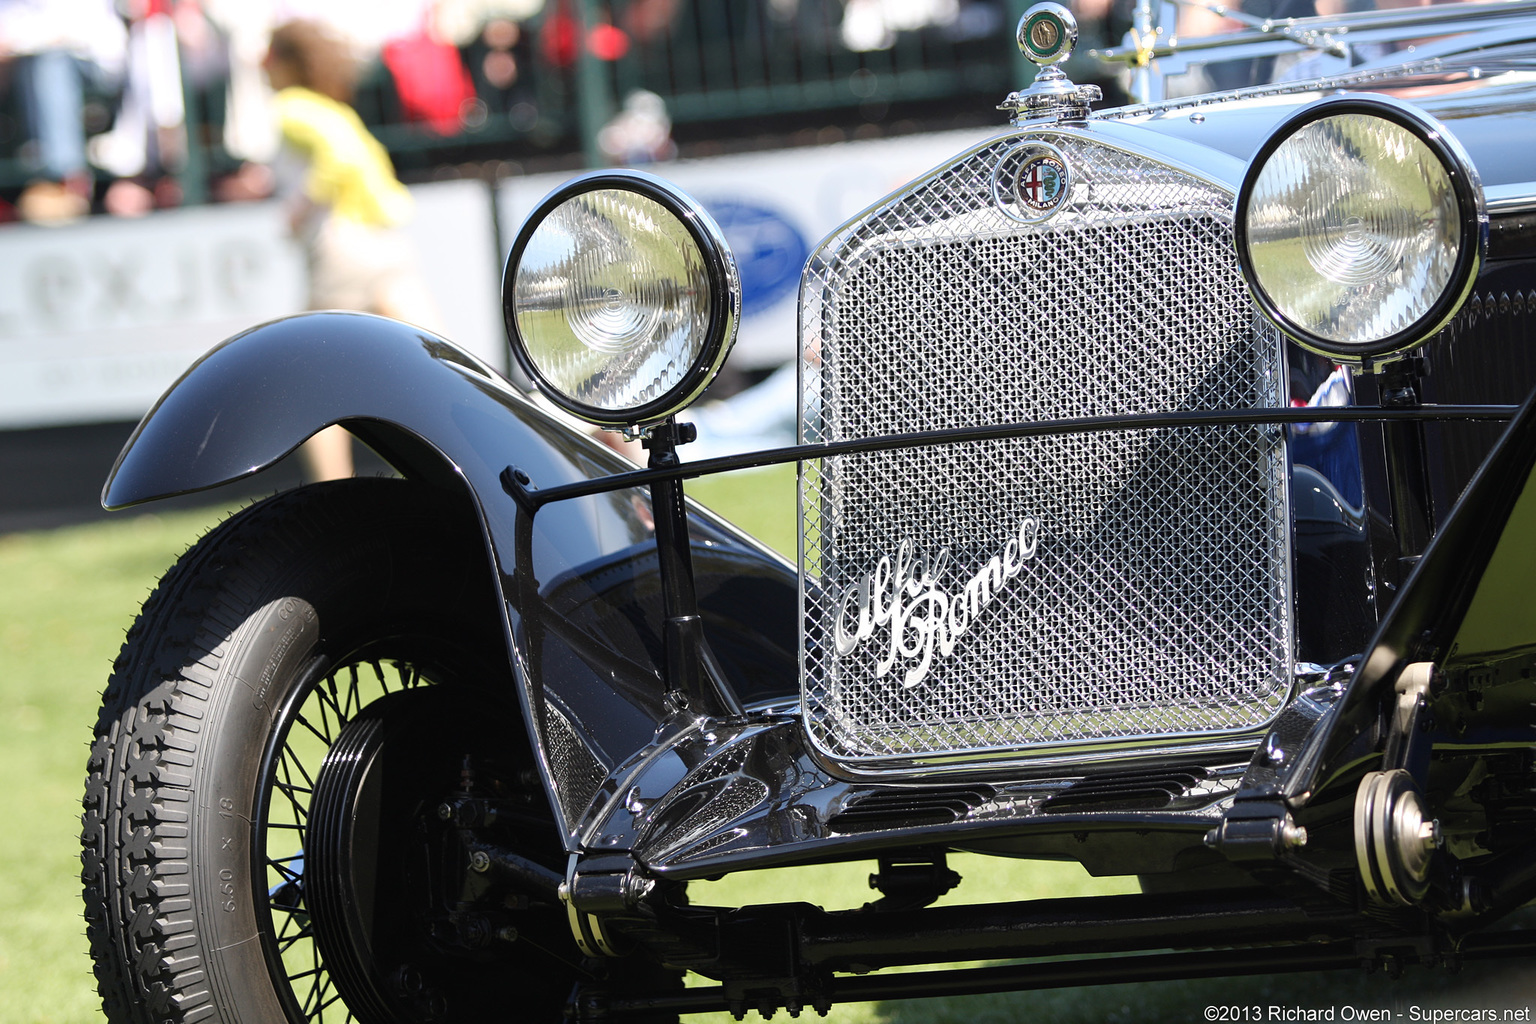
[217,795,240,913]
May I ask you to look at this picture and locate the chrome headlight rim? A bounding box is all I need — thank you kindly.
[501,169,740,428]
[1234,95,1485,365]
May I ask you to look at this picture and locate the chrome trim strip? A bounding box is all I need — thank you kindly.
[1097,59,1476,123]
[804,731,1266,783]
[1487,184,1536,216]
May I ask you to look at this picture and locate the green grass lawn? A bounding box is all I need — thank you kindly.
[2,467,1532,1022]
[0,502,246,1022]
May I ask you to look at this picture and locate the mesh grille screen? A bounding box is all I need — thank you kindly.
[542,700,607,827]
[799,132,1292,768]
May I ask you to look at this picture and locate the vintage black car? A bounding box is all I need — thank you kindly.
[82,2,1536,1020]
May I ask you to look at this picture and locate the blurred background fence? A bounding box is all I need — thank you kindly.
[1,0,1101,530]
[0,0,1057,208]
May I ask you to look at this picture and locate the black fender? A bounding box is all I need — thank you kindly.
[105,311,799,849]
[1292,383,1536,802]
[1190,389,1536,921]
[1224,384,1536,872]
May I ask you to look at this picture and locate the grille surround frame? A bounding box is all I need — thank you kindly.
[797,125,1295,778]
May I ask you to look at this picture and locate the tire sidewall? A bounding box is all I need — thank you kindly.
[194,595,324,1022]
[180,482,506,1022]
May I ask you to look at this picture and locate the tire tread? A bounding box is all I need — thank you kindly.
[83,485,395,1023]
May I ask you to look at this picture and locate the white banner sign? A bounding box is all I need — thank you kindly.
[0,133,994,430]
[0,179,504,430]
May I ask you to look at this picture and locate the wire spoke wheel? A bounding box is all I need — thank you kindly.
[259,658,428,1023]
[82,479,589,1024]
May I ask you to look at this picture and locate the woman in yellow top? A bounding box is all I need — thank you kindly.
[263,20,439,479]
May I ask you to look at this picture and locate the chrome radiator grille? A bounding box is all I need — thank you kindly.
[799,130,1291,771]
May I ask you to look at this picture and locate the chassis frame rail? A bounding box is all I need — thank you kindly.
[593,931,1536,1020]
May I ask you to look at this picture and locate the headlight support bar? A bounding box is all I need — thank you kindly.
[501,404,1517,516]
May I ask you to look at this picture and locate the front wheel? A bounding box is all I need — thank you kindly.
[81,479,610,1023]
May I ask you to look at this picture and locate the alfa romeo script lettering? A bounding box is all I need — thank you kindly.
[833,519,1040,688]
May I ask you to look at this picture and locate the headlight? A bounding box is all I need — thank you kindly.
[1236,97,1483,365]
[503,171,740,428]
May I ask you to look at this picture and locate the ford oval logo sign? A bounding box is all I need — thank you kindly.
[701,198,809,318]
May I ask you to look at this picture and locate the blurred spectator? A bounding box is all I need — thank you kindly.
[91,0,202,215]
[203,0,280,174]
[597,88,674,164]
[840,0,958,51]
[431,0,546,47]
[539,0,580,67]
[380,14,475,134]
[1071,0,1116,48]
[461,13,537,128]
[478,16,523,91]
[276,0,425,55]
[537,0,677,68]
[618,0,680,44]
[265,18,440,479]
[0,0,126,222]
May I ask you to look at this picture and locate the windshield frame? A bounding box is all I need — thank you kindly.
[1092,0,1536,101]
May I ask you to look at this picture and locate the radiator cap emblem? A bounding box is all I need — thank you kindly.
[999,2,1101,123]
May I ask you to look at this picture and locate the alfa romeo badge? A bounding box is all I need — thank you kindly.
[1017,152,1069,215]
[991,141,1072,222]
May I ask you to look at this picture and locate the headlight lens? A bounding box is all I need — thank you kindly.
[505,172,739,427]
[1238,100,1481,363]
